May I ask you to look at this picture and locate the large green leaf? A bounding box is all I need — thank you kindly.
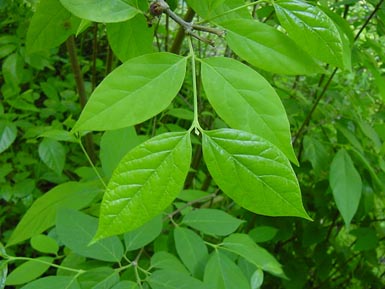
[148,270,209,289]
[94,132,191,241]
[6,257,53,285]
[201,57,297,164]
[202,129,310,219]
[73,53,187,131]
[222,19,323,75]
[222,234,285,278]
[204,251,250,289]
[274,0,344,68]
[38,138,66,175]
[59,0,139,23]
[329,149,362,227]
[56,209,124,262]
[26,0,80,54]
[174,227,209,278]
[20,276,80,289]
[0,121,17,154]
[182,208,244,236]
[7,181,102,247]
[106,15,153,62]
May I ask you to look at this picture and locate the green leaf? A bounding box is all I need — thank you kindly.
[59,0,139,23]
[202,129,310,219]
[6,257,53,285]
[106,15,153,62]
[100,126,146,178]
[303,136,331,175]
[274,0,344,68]
[56,209,124,262]
[148,270,209,289]
[30,234,59,255]
[151,251,189,274]
[124,215,163,251]
[0,121,17,154]
[201,57,297,164]
[38,138,66,175]
[94,132,191,240]
[250,269,264,289]
[182,208,244,236]
[350,227,378,251]
[329,149,362,227]
[221,234,285,278]
[0,261,7,289]
[26,0,80,54]
[78,267,119,289]
[20,276,80,289]
[249,226,278,243]
[204,251,250,289]
[7,181,102,247]
[39,129,77,143]
[73,53,187,131]
[174,227,209,278]
[112,281,139,289]
[222,19,323,75]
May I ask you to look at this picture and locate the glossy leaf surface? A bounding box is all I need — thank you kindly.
[94,132,191,240]
[56,209,124,262]
[202,129,309,218]
[7,181,101,246]
[20,276,80,289]
[148,270,209,289]
[274,0,344,68]
[59,0,138,23]
[222,19,323,75]
[182,208,244,236]
[329,149,362,227]
[73,53,187,131]
[6,257,53,285]
[201,57,297,163]
[0,121,17,154]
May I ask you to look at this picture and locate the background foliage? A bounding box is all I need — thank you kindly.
[1,0,385,288]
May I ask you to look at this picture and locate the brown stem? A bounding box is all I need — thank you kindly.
[66,36,97,163]
[170,8,195,53]
[91,23,98,91]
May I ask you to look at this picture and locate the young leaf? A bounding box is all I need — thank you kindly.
[106,15,153,62]
[30,235,59,255]
[274,0,344,68]
[174,227,209,278]
[201,57,298,164]
[59,0,139,23]
[329,149,362,227]
[38,138,65,175]
[5,257,53,285]
[0,121,17,154]
[7,181,102,247]
[221,234,285,278]
[19,276,80,289]
[26,0,80,54]
[124,215,163,251]
[151,252,189,274]
[148,269,209,289]
[222,19,323,75]
[204,251,251,289]
[56,209,124,262]
[202,129,310,219]
[182,208,244,236]
[73,53,187,132]
[94,132,191,241]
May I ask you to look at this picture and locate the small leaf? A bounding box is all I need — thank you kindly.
[6,257,53,285]
[249,226,278,243]
[111,281,139,289]
[73,53,187,132]
[174,227,209,278]
[38,138,66,175]
[329,149,362,227]
[0,261,7,289]
[303,136,331,175]
[7,181,102,247]
[39,129,77,143]
[78,267,119,289]
[94,132,191,240]
[148,270,209,289]
[222,234,285,278]
[204,251,250,289]
[124,215,163,251]
[250,269,264,289]
[59,0,139,23]
[30,234,59,255]
[19,276,80,289]
[202,129,310,219]
[0,121,17,154]
[26,0,80,54]
[151,251,189,274]
[56,209,124,262]
[182,208,244,236]
[222,19,323,75]
[201,57,297,164]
